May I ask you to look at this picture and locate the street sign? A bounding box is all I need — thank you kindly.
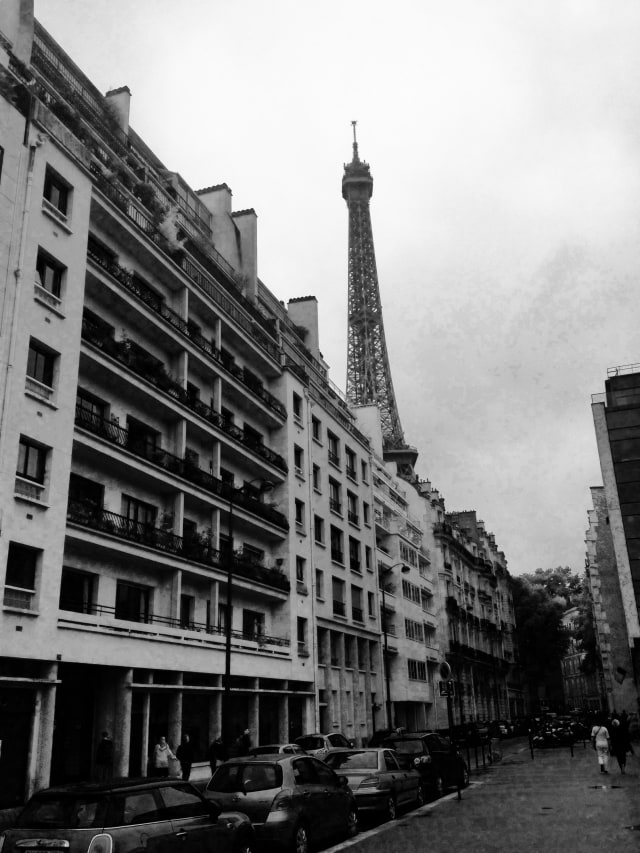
[439,680,455,697]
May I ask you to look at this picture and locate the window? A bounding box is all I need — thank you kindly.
[294,444,304,476]
[330,526,344,564]
[295,499,305,530]
[16,436,47,487]
[26,339,56,392]
[408,659,428,681]
[43,166,70,220]
[297,617,308,654]
[59,568,95,614]
[400,542,418,567]
[348,537,361,573]
[329,478,341,515]
[126,417,159,457]
[4,543,39,609]
[363,502,370,526]
[115,581,151,623]
[242,608,265,640]
[421,589,434,613]
[69,472,103,510]
[76,390,106,428]
[315,568,324,600]
[36,249,65,299]
[293,392,303,423]
[243,423,263,446]
[158,784,209,820]
[365,545,372,570]
[123,495,157,528]
[345,447,356,479]
[332,577,345,617]
[312,415,321,442]
[180,594,195,628]
[314,515,325,544]
[296,556,306,583]
[368,591,375,618]
[361,460,368,482]
[327,432,340,467]
[351,586,363,622]
[402,579,421,604]
[347,492,359,525]
[405,618,425,643]
[312,464,321,492]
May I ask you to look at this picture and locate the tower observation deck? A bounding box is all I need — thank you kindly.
[342,122,418,477]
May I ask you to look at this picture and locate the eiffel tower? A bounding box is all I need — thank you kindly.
[343,122,417,478]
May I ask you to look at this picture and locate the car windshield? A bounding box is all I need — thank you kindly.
[207,762,282,793]
[387,740,423,756]
[295,736,324,751]
[17,794,109,829]
[326,751,377,770]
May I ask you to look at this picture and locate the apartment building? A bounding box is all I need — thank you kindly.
[0,5,382,806]
[560,605,602,712]
[435,511,523,722]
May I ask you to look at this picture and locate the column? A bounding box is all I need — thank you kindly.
[114,669,133,777]
[140,675,151,776]
[248,689,259,747]
[278,694,289,743]
[31,662,58,795]
[168,674,183,753]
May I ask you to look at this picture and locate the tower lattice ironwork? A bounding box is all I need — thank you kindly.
[343,123,417,472]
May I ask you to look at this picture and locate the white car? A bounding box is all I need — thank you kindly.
[294,732,352,758]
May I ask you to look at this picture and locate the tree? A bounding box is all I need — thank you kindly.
[527,567,584,607]
[512,575,570,710]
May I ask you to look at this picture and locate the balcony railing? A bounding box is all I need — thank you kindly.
[348,511,359,526]
[59,600,290,646]
[81,317,288,472]
[74,406,289,530]
[352,606,363,623]
[67,499,290,593]
[329,500,342,515]
[333,600,346,617]
[86,246,286,421]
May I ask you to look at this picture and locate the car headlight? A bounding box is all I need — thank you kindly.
[87,834,113,853]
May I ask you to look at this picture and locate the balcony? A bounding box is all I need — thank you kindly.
[67,499,290,593]
[74,406,289,530]
[81,316,287,472]
[333,600,346,617]
[87,246,287,421]
[348,511,359,526]
[58,601,291,650]
[329,499,342,515]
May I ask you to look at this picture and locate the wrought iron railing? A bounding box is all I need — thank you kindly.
[67,499,290,592]
[81,317,288,472]
[74,407,289,530]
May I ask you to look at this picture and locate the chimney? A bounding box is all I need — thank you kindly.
[231,209,257,302]
[105,86,131,134]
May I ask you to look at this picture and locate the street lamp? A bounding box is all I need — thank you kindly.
[379,562,410,730]
[222,477,274,747]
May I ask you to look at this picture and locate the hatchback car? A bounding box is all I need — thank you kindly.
[0,778,255,853]
[204,753,358,853]
[293,732,352,759]
[382,732,469,798]
[324,748,423,821]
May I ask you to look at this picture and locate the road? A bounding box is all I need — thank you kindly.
[326,736,640,853]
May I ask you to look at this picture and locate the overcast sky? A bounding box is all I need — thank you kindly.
[35,0,640,575]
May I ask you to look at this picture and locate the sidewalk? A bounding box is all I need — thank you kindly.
[330,737,640,853]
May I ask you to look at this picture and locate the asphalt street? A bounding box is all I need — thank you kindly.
[326,736,640,853]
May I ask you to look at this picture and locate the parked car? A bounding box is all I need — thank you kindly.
[488,720,513,738]
[324,748,423,821]
[382,732,469,798]
[204,753,358,853]
[367,729,394,748]
[0,777,256,853]
[248,743,307,756]
[293,732,352,759]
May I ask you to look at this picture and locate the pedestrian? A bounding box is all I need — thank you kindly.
[609,718,632,774]
[95,731,114,782]
[208,735,227,774]
[152,736,176,777]
[235,728,251,757]
[591,718,611,774]
[176,734,194,781]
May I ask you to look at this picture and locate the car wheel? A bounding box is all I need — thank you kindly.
[414,785,425,808]
[432,775,444,799]
[385,795,397,821]
[292,823,310,853]
[346,805,358,837]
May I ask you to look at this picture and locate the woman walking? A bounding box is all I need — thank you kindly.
[591,719,611,774]
[609,718,632,774]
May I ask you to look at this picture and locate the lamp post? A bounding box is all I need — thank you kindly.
[379,562,409,731]
[222,477,274,747]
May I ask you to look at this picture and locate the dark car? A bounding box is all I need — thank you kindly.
[204,753,358,853]
[382,732,469,798]
[324,748,423,821]
[0,777,255,853]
